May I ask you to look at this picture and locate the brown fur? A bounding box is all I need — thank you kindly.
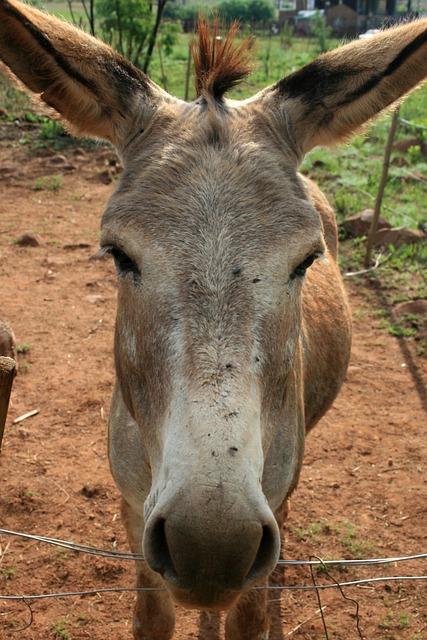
[192,16,255,99]
[0,3,426,638]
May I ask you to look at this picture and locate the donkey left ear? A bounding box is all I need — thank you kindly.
[0,0,168,146]
[263,19,427,156]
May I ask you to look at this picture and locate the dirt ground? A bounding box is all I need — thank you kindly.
[0,124,426,640]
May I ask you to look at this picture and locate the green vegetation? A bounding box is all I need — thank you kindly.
[379,610,415,632]
[295,519,376,559]
[166,0,275,24]
[96,0,154,67]
[51,619,72,640]
[16,343,30,354]
[0,567,16,580]
[40,119,64,140]
[32,175,63,191]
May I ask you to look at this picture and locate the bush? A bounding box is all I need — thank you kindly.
[96,0,153,66]
[218,0,275,24]
[164,0,275,25]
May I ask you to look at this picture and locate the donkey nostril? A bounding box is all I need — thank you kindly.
[144,517,177,579]
[245,524,279,583]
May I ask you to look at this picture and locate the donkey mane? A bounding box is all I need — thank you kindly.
[192,17,255,100]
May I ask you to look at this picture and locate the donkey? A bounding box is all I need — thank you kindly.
[1,2,426,637]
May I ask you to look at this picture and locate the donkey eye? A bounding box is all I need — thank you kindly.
[290,253,318,280]
[108,247,139,276]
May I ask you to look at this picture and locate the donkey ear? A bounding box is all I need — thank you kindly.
[0,0,167,146]
[264,19,427,156]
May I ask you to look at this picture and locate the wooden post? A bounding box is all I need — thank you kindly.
[0,356,16,451]
[158,44,168,92]
[364,107,400,267]
[185,43,192,102]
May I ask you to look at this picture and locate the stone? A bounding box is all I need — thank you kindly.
[374,227,426,248]
[392,299,427,320]
[341,209,391,237]
[16,232,41,247]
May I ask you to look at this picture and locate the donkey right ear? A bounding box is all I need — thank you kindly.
[0,0,168,147]
[260,18,427,156]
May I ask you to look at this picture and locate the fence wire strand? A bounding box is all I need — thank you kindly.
[1,528,426,567]
[1,576,427,601]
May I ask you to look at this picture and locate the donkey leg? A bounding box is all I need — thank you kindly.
[275,498,291,533]
[225,586,269,640]
[121,498,175,640]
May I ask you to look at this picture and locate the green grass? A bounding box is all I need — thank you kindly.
[32,175,63,191]
[294,519,376,559]
[51,619,72,640]
[16,343,30,354]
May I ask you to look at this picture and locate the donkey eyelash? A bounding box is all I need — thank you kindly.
[91,246,113,260]
[290,251,323,280]
[96,245,140,276]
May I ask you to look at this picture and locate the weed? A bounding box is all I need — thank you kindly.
[16,343,30,354]
[40,119,63,140]
[23,111,38,123]
[378,318,417,338]
[399,612,411,629]
[23,488,33,499]
[0,567,15,580]
[295,521,324,541]
[379,610,394,629]
[32,175,63,191]
[19,133,30,145]
[371,309,389,318]
[51,619,72,640]
[329,520,376,558]
[353,308,365,321]
[56,550,69,561]
[417,339,426,356]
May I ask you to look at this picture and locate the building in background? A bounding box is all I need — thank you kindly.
[279,0,426,37]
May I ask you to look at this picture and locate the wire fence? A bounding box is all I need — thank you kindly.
[0,527,425,633]
[0,528,426,639]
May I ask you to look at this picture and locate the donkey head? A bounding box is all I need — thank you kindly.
[1,1,426,620]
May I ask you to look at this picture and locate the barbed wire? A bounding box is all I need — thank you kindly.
[0,575,426,601]
[0,528,143,560]
[399,116,427,132]
[1,528,426,637]
[1,528,426,567]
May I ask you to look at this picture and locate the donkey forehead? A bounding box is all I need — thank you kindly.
[101,103,323,257]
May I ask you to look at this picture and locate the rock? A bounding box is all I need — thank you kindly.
[85,294,105,305]
[393,137,427,155]
[392,299,427,320]
[63,242,92,250]
[0,317,17,363]
[374,227,426,248]
[341,209,391,237]
[95,169,114,184]
[42,257,65,269]
[33,148,56,158]
[48,154,68,164]
[16,233,41,247]
[47,154,76,171]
